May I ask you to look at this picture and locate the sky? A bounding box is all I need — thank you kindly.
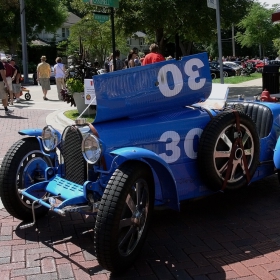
[258,0,280,7]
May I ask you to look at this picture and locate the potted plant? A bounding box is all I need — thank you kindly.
[66,78,84,94]
[65,78,94,115]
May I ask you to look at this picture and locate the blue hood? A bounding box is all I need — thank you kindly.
[93,52,212,123]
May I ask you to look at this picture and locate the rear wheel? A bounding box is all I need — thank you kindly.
[198,111,260,191]
[0,138,52,220]
[94,161,154,273]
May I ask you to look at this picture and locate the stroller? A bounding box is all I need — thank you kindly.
[7,86,31,103]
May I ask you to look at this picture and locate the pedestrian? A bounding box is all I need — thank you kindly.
[9,59,21,103]
[104,57,110,73]
[127,51,137,68]
[142,43,165,66]
[53,57,66,100]
[1,57,16,105]
[37,56,51,100]
[110,50,124,71]
[0,60,13,115]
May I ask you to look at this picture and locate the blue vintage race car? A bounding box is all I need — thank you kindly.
[1,52,280,273]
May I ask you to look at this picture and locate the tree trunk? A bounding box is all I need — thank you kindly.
[155,28,165,55]
[179,41,193,57]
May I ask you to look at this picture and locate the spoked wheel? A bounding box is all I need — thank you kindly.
[0,138,53,220]
[94,161,154,274]
[198,111,260,191]
[25,92,31,100]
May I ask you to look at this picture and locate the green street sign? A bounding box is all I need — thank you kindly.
[83,0,119,8]
[94,13,110,23]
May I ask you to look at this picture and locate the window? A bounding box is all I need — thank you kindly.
[139,38,144,46]
[62,28,66,38]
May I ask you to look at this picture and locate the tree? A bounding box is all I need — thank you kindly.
[236,2,280,57]
[65,15,129,65]
[115,0,253,55]
[0,0,68,54]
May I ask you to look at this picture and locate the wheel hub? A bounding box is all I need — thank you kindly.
[132,209,146,227]
[235,147,243,160]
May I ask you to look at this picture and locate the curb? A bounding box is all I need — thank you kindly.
[46,108,74,132]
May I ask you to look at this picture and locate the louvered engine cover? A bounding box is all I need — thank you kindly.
[61,126,86,185]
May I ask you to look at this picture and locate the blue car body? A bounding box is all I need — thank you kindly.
[1,52,280,273]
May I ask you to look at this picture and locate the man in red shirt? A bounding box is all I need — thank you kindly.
[2,57,16,104]
[142,43,165,66]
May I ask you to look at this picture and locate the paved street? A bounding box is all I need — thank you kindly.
[2,79,280,279]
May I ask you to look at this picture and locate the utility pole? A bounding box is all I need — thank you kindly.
[207,0,224,84]
[215,0,224,84]
[20,0,29,84]
[232,24,235,57]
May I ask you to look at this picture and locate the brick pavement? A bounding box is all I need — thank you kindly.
[2,80,280,279]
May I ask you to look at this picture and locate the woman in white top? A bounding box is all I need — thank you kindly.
[54,57,66,100]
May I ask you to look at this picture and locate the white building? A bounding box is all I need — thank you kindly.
[37,12,81,43]
[128,31,149,53]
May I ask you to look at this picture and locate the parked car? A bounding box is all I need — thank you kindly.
[209,64,220,79]
[1,53,280,274]
[210,61,236,77]
[223,61,242,71]
[33,66,56,85]
[223,61,243,76]
[269,60,280,66]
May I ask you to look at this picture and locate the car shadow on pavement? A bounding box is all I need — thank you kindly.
[13,174,280,279]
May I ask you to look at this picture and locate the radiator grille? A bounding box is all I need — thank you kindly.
[61,126,86,185]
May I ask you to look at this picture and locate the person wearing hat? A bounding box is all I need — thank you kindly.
[1,57,16,105]
[37,56,51,100]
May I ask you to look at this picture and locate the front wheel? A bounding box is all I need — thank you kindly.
[211,73,216,80]
[0,138,53,220]
[94,161,154,274]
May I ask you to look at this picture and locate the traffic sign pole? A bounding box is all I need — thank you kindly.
[110,7,116,71]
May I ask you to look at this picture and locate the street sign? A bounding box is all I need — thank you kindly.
[83,0,119,8]
[94,13,110,23]
[207,0,216,9]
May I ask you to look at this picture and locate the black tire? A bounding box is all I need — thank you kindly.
[223,71,229,77]
[197,111,260,191]
[211,73,216,80]
[0,138,53,220]
[94,161,154,274]
[25,92,31,100]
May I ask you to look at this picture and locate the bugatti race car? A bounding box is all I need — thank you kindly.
[1,52,280,274]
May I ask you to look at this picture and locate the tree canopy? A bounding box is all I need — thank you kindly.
[0,0,68,54]
[114,0,254,55]
[236,2,280,57]
[65,15,129,64]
